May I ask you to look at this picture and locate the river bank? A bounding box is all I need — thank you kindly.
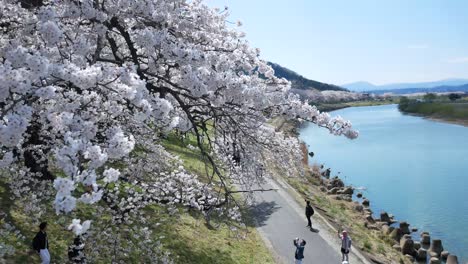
[316,99,397,112]
[297,104,468,263]
[399,99,468,127]
[273,105,464,263]
[270,118,412,263]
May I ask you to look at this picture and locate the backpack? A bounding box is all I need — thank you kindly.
[306,205,314,216]
[32,234,40,252]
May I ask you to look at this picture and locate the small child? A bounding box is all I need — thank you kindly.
[293,237,307,264]
[338,230,352,262]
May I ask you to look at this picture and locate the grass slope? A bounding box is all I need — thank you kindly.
[0,134,274,264]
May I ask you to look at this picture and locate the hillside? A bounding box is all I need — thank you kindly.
[268,62,347,91]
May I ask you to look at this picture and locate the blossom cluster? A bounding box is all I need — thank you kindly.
[0,1,358,260]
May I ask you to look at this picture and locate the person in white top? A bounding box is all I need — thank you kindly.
[338,230,352,262]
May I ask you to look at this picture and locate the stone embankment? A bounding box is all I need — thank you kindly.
[319,173,460,264]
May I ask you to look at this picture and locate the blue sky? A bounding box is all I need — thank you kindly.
[207,0,468,85]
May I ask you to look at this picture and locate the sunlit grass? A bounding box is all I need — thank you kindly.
[400,101,468,120]
[0,134,274,263]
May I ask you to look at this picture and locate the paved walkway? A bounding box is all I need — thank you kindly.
[251,178,367,264]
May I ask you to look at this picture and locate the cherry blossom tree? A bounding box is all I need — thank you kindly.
[0,0,357,261]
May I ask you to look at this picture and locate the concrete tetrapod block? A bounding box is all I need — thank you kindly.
[428,239,443,256]
[429,257,441,264]
[416,248,427,261]
[399,221,410,234]
[354,204,364,212]
[362,198,370,207]
[380,211,391,222]
[446,255,459,264]
[441,250,449,260]
[341,186,353,195]
[400,235,416,255]
[365,214,375,223]
[389,227,402,241]
[413,241,421,250]
[421,234,431,244]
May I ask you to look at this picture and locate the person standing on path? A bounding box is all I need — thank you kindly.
[293,237,306,264]
[338,230,352,262]
[305,200,315,229]
[33,222,50,264]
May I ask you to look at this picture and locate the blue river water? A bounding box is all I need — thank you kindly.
[299,104,468,262]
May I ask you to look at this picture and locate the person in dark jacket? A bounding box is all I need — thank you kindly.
[305,200,315,229]
[293,237,306,264]
[32,222,50,264]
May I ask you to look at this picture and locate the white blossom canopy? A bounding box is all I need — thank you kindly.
[0,0,357,259]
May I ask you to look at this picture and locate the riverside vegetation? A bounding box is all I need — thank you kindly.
[399,93,468,126]
[316,97,398,112]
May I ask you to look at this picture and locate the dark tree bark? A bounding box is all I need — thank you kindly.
[22,121,54,181]
[19,0,43,8]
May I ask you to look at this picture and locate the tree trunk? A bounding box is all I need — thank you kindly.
[22,121,54,181]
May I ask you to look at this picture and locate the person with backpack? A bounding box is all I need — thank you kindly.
[305,200,315,230]
[32,222,50,264]
[293,237,306,264]
[338,230,352,262]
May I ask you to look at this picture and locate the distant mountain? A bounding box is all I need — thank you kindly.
[341,81,377,92]
[343,78,468,92]
[268,62,347,91]
[369,83,468,95]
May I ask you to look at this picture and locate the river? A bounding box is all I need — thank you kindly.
[299,104,468,262]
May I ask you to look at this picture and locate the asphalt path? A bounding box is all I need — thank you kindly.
[251,179,365,264]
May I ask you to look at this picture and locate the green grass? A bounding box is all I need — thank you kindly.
[0,133,274,263]
[399,101,468,121]
[362,239,373,251]
[159,213,272,264]
[162,133,211,178]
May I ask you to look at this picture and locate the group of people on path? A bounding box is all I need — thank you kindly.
[293,200,352,264]
[32,222,85,264]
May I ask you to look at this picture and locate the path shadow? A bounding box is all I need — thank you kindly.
[310,227,320,233]
[247,201,281,227]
